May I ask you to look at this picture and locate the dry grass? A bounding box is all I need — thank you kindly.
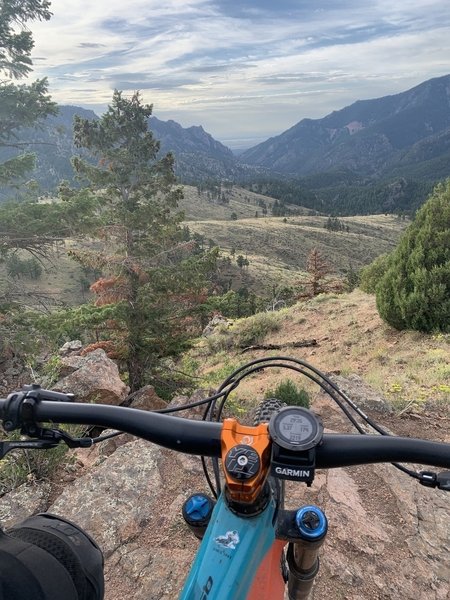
[1,187,406,307]
[187,289,450,413]
[186,213,406,292]
[178,185,313,221]
[0,241,91,308]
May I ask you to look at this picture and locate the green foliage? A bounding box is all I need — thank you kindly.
[5,254,42,279]
[41,354,63,386]
[235,311,282,347]
[0,193,95,260]
[344,264,359,292]
[204,288,258,318]
[0,1,56,187]
[204,357,246,386]
[0,427,83,495]
[204,310,282,353]
[57,91,217,391]
[244,174,433,217]
[236,254,249,269]
[38,302,123,344]
[376,181,450,332]
[0,306,45,371]
[265,284,296,311]
[0,0,58,327]
[271,199,287,216]
[248,179,315,211]
[0,0,52,78]
[325,216,349,232]
[265,379,310,408]
[205,331,235,354]
[359,253,391,294]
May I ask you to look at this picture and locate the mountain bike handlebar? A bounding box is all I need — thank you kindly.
[1,396,449,469]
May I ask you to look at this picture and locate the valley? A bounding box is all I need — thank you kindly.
[0,186,407,306]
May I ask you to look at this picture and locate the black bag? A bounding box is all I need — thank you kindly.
[0,513,104,600]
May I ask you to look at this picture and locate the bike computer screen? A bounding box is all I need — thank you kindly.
[268,407,323,451]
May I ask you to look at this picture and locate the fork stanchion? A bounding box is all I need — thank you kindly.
[287,505,328,600]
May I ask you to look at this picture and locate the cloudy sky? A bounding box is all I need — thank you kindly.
[29,0,450,148]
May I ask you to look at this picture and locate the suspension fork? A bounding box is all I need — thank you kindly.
[277,505,328,600]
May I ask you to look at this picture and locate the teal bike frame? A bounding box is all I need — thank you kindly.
[180,492,279,600]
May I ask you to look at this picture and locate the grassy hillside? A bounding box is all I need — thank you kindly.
[183,289,450,414]
[0,242,91,308]
[178,185,314,220]
[0,188,406,308]
[187,213,406,292]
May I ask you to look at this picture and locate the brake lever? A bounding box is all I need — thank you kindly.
[0,427,93,460]
[0,439,60,459]
[51,428,94,449]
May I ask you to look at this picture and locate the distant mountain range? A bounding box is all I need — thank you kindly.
[148,116,240,182]
[0,105,97,197]
[2,74,450,214]
[240,74,450,180]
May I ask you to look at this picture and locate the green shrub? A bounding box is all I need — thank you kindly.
[205,332,235,354]
[265,379,310,408]
[41,354,63,386]
[204,288,259,318]
[205,358,245,386]
[376,181,450,332]
[235,312,282,347]
[359,253,391,294]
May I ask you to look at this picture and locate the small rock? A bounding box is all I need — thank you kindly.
[58,340,83,356]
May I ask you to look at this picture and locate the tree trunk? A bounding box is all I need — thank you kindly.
[126,232,146,393]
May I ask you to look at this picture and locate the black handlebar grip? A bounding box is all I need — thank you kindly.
[316,435,450,470]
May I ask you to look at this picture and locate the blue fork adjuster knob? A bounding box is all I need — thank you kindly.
[295,505,327,540]
[183,494,214,523]
[182,493,215,539]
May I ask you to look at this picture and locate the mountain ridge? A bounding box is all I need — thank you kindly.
[2,74,450,215]
[240,74,450,177]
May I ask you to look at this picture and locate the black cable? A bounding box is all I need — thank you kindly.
[82,356,423,488]
[214,361,364,431]
[201,456,218,499]
[92,430,123,443]
[154,388,232,413]
[209,356,423,481]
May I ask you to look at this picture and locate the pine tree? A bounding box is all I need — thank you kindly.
[376,181,450,332]
[0,0,56,186]
[297,248,344,298]
[64,91,216,391]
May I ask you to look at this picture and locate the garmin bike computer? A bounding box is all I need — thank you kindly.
[268,407,323,451]
[268,407,323,484]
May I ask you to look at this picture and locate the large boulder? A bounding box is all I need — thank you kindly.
[202,314,233,337]
[328,373,392,413]
[53,348,129,404]
[169,388,216,418]
[49,439,163,557]
[0,482,51,528]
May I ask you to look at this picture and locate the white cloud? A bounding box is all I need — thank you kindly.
[25,0,450,145]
